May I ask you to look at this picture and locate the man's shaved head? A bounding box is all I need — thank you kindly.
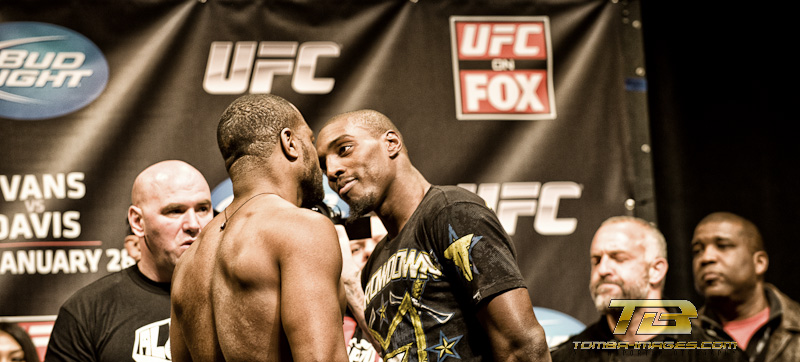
[128,160,212,282]
[131,160,209,206]
[217,94,302,171]
[324,109,404,145]
[695,212,764,253]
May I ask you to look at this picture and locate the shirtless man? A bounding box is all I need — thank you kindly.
[170,94,348,361]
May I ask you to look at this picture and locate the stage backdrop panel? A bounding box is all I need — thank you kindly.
[0,0,653,346]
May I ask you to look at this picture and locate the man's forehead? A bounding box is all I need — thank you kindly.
[693,220,740,240]
[591,224,645,252]
[319,118,372,141]
[144,175,208,203]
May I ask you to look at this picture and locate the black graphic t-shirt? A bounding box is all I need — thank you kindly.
[45,266,172,362]
[361,185,527,361]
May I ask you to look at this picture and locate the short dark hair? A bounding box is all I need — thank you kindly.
[697,212,764,253]
[0,322,40,362]
[326,109,404,143]
[217,94,301,171]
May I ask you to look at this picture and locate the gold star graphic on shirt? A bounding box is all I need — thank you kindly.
[426,331,463,362]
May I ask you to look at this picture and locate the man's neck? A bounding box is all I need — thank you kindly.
[708,283,769,323]
[377,167,430,238]
[137,261,171,283]
[230,162,298,206]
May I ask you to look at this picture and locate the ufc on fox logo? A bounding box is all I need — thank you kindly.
[450,16,556,121]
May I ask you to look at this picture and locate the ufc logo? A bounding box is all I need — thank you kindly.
[458,181,581,236]
[456,23,546,59]
[203,41,339,94]
[610,300,698,335]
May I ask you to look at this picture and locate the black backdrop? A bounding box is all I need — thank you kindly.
[642,2,800,304]
[1,1,798,349]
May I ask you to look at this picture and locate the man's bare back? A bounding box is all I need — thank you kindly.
[171,195,347,361]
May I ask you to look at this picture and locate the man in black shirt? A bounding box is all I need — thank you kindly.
[45,160,213,362]
[316,109,550,361]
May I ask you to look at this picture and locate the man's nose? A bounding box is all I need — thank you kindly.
[326,157,346,180]
[696,246,718,266]
[183,209,201,235]
[594,256,613,277]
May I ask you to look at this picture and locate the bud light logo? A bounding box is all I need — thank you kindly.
[0,22,109,120]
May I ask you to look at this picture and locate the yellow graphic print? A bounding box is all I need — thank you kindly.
[369,279,429,362]
[384,343,412,362]
[426,331,463,362]
[443,225,481,281]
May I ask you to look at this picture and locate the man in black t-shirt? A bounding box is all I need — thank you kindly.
[316,110,550,361]
[45,160,213,362]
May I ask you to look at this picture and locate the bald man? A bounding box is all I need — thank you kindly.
[316,110,550,361]
[46,160,213,362]
[170,94,348,361]
[692,212,800,362]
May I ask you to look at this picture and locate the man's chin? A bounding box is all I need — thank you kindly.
[697,283,732,299]
[592,295,617,313]
[344,195,376,223]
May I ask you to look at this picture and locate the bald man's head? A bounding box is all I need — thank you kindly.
[695,212,764,253]
[128,160,213,282]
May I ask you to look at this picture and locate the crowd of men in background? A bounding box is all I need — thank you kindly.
[5,94,792,362]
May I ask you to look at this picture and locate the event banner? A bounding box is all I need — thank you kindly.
[0,0,650,353]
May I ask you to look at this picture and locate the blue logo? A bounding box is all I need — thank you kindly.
[0,22,109,120]
[532,307,586,347]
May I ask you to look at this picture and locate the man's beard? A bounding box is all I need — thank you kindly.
[299,148,325,209]
[345,192,377,224]
[590,273,650,314]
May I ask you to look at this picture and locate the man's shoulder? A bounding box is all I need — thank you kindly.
[766,283,800,330]
[420,185,490,215]
[248,201,338,256]
[56,268,135,317]
[66,269,130,300]
[430,185,485,203]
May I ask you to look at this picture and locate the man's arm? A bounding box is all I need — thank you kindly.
[435,198,550,361]
[279,211,349,362]
[169,305,193,362]
[334,224,382,352]
[477,288,551,361]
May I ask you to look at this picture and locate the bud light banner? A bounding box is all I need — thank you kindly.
[0,0,650,352]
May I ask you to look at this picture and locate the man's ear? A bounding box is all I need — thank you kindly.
[649,257,668,287]
[280,127,300,160]
[128,206,145,238]
[753,250,769,277]
[385,130,403,159]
